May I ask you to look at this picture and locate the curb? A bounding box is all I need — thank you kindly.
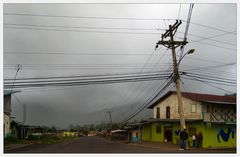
[128,143,163,149]
[4,143,35,151]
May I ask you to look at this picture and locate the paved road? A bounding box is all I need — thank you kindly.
[5,136,236,153]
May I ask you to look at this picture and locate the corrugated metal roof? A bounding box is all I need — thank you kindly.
[148,91,236,109]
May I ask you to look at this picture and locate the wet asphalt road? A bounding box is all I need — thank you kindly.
[5,136,162,153]
[5,136,236,153]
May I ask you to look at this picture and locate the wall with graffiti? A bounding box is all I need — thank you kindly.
[203,124,236,148]
[171,122,236,148]
[141,121,236,148]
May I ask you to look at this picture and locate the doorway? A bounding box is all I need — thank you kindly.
[164,126,173,142]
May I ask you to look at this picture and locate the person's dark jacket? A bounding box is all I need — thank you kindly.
[180,131,188,140]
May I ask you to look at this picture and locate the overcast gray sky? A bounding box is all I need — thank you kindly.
[3,3,237,128]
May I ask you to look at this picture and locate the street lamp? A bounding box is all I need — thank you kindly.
[178,49,195,66]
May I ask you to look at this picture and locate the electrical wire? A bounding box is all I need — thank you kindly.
[4,23,236,46]
[4,12,235,34]
[182,63,236,73]
[121,76,174,124]
[4,12,176,21]
[4,70,171,81]
[4,51,162,56]
[120,51,173,123]
[10,64,22,93]
[4,75,171,89]
[184,72,236,83]
[181,77,235,94]
[179,3,194,58]
[4,73,171,85]
[182,75,236,87]
[110,47,163,114]
[4,23,165,31]
[5,26,236,51]
[114,49,170,121]
[4,26,163,35]
[188,38,236,51]
[4,50,235,65]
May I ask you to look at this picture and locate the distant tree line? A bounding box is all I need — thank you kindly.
[68,122,123,132]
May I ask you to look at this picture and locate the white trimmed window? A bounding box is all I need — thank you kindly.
[191,104,197,113]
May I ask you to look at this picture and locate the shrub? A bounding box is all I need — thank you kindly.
[4,135,18,143]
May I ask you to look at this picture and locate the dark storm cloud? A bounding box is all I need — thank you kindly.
[4,3,237,128]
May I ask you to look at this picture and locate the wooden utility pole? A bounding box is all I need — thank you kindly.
[156,20,188,131]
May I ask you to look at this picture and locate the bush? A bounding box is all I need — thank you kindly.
[4,135,19,143]
[28,135,41,140]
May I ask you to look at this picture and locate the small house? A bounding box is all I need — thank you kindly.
[133,91,236,148]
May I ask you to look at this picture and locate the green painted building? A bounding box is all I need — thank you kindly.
[140,119,236,148]
[130,91,236,148]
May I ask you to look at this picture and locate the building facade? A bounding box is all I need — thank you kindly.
[4,94,12,138]
[136,91,236,148]
[4,90,21,138]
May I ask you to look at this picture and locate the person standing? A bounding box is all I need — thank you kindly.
[192,133,197,148]
[197,132,203,147]
[180,128,188,150]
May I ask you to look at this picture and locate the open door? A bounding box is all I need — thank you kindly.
[164,126,173,142]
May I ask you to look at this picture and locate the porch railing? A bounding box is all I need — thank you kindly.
[203,112,236,122]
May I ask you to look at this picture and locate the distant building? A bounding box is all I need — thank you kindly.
[130,91,236,148]
[63,131,76,137]
[4,90,20,138]
[111,129,128,141]
[88,131,97,136]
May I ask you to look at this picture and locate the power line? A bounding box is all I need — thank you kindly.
[180,65,236,78]
[119,51,173,123]
[189,31,236,46]
[4,51,162,56]
[182,77,234,94]
[4,70,171,81]
[10,64,22,93]
[4,23,236,46]
[4,73,171,85]
[182,75,236,87]
[182,62,236,73]
[4,12,176,21]
[4,12,236,34]
[179,3,194,58]
[181,19,236,35]
[4,26,163,35]
[5,26,236,51]
[122,76,174,124]
[4,62,171,67]
[111,47,163,114]
[4,74,171,89]
[115,49,170,121]
[185,71,236,82]
[184,73,236,84]
[188,39,236,51]
[4,23,165,31]
[4,50,235,65]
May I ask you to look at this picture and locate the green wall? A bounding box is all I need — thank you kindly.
[141,121,236,148]
[142,123,164,142]
[201,124,236,148]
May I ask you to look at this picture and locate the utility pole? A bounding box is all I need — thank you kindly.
[106,111,112,130]
[156,20,188,131]
[23,104,26,124]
